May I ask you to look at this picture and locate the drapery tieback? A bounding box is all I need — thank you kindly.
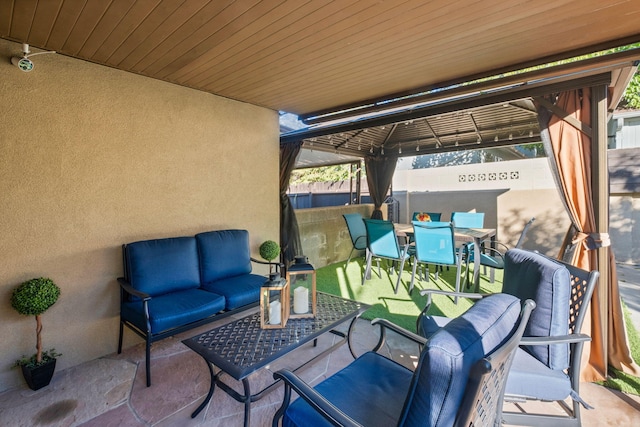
[573,232,611,250]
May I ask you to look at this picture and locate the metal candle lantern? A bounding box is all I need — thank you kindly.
[259,278,289,329]
[286,256,316,319]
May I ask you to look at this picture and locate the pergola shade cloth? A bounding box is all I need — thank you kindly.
[365,153,398,219]
[280,141,304,267]
[538,88,639,380]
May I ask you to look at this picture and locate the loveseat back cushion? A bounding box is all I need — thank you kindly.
[399,293,521,427]
[125,237,201,298]
[196,230,252,284]
[502,249,570,370]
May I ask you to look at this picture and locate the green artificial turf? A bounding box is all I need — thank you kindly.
[316,256,503,331]
[600,302,640,396]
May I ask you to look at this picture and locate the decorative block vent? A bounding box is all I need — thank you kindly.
[459,172,520,183]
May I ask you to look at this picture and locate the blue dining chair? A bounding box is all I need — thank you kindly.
[463,217,536,286]
[342,213,367,266]
[362,219,410,294]
[409,221,466,298]
[451,211,485,228]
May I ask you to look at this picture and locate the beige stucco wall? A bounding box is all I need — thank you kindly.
[0,39,279,391]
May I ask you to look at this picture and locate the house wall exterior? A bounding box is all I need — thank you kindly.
[0,39,280,391]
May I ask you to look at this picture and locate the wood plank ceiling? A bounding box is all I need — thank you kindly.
[2,0,640,117]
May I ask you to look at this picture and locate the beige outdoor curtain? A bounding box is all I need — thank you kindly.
[538,88,639,381]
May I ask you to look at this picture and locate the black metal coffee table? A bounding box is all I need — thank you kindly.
[182,291,369,426]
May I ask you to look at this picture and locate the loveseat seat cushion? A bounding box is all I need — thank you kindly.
[121,288,225,334]
[201,273,267,310]
[502,249,570,370]
[125,236,201,298]
[196,230,253,284]
[283,351,413,427]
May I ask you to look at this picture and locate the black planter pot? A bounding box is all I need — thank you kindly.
[21,358,56,391]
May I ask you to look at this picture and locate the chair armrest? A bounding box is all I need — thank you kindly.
[418,289,484,313]
[371,318,427,346]
[419,289,485,299]
[464,243,506,259]
[273,369,363,427]
[480,239,511,253]
[520,333,591,346]
[250,257,284,271]
[117,277,150,301]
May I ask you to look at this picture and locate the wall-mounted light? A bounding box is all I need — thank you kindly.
[11,43,56,72]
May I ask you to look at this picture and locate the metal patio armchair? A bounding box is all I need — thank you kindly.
[417,248,599,427]
[272,293,535,427]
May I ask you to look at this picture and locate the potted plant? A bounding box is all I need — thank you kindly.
[259,240,281,280]
[11,277,61,390]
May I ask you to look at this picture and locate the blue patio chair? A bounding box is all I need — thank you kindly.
[362,218,410,294]
[417,248,599,427]
[272,293,535,427]
[342,213,367,266]
[463,217,536,286]
[451,211,485,228]
[408,221,466,299]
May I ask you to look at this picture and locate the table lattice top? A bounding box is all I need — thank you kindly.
[182,292,367,379]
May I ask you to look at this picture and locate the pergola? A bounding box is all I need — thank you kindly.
[279,54,640,383]
[3,0,640,382]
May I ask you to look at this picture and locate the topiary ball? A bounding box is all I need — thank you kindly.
[259,240,280,262]
[11,277,60,316]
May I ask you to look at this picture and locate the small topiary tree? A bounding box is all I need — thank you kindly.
[11,277,61,365]
[259,240,281,274]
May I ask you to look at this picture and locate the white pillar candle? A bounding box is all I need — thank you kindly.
[269,300,281,324]
[293,286,309,314]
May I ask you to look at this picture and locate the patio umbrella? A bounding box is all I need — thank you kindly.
[280,141,303,267]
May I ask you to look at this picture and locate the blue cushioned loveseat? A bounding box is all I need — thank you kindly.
[117,229,279,386]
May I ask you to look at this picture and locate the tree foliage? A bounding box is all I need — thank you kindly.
[621,72,640,109]
[290,164,359,184]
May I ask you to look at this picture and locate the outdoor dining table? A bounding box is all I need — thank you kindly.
[395,223,496,291]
